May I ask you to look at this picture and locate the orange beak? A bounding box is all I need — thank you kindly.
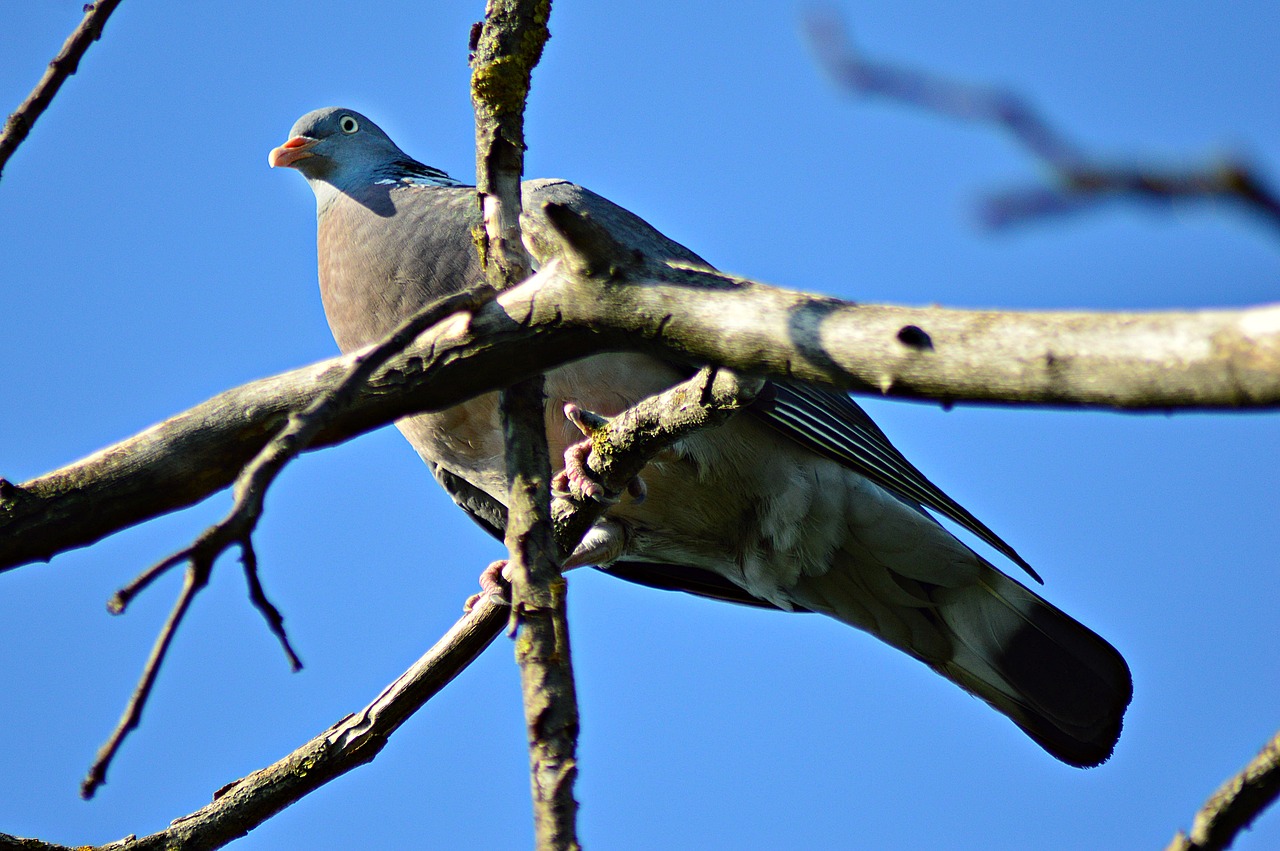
[268,136,318,168]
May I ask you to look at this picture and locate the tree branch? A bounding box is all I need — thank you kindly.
[803,9,1280,232]
[3,256,1277,576]
[470,2,579,847]
[1166,730,1280,851]
[499,377,582,850]
[77,287,497,797]
[0,596,509,851]
[0,0,125,180]
[0,362,756,851]
[469,0,544,288]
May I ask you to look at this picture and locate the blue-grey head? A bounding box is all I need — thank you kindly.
[269,107,463,206]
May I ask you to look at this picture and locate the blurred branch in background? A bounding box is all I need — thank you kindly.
[0,1,125,180]
[802,8,1280,233]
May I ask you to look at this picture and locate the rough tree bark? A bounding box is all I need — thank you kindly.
[2,257,1277,576]
[469,2,582,848]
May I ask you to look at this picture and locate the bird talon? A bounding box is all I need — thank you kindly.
[627,474,647,504]
[560,437,617,504]
[564,403,608,437]
[465,559,510,612]
[550,470,574,499]
[558,406,645,504]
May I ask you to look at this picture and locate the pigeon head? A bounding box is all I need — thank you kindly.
[270,107,463,205]
[268,107,406,183]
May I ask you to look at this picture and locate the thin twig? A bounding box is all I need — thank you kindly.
[84,286,496,795]
[82,561,206,799]
[10,595,510,851]
[239,540,302,670]
[0,1,125,180]
[1166,730,1280,851]
[108,550,188,613]
[802,8,1280,231]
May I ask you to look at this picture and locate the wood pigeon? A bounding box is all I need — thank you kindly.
[270,106,1132,768]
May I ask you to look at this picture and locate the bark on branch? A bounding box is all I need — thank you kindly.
[469,3,579,848]
[3,245,1277,576]
[0,363,755,851]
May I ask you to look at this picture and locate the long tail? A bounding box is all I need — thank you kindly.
[790,547,1132,767]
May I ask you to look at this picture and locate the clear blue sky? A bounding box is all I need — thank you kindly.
[2,1,1278,848]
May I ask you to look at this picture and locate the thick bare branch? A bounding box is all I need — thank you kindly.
[0,1,125,180]
[500,377,582,850]
[1166,730,1280,851]
[803,9,1280,231]
[0,364,755,851]
[470,2,579,848]
[3,258,1277,575]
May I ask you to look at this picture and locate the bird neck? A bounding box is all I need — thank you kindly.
[308,158,468,219]
[375,158,468,188]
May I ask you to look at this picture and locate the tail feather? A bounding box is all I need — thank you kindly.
[793,555,1132,767]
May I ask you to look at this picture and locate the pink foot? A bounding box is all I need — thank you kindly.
[464,559,510,612]
[551,404,646,504]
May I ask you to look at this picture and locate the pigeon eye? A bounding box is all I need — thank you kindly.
[339,115,359,134]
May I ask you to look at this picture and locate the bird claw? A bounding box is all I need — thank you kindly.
[554,404,646,504]
[464,559,511,613]
[553,440,618,503]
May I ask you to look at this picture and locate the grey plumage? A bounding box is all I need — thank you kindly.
[271,106,1132,767]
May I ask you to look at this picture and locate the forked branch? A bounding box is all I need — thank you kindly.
[0,363,757,851]
[80,286,498,797]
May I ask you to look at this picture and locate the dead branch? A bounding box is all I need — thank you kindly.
[0,596,509,851]
[803,9,1280,232]
[469,3,579,848]
[78,287,498,797]
[82,554,235,800]
[499,376,582,851]
[0,1,125,180]
[0,363,756,851]
[3,254,1278,577]
[1166,730,1280,851]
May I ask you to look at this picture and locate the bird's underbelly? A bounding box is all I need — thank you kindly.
[397,351,929,606]
[400,351,688,501]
